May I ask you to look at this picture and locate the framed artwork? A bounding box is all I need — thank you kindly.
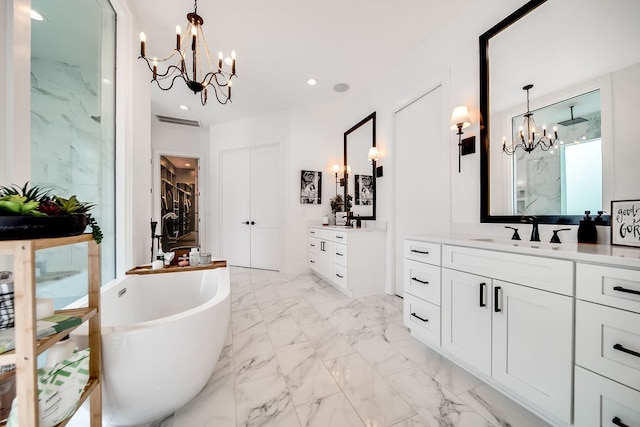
[611,199,640,247]
[300,170,322,204]
[354,174,373,206]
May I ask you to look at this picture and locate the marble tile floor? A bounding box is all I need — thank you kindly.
[133,267,551,427]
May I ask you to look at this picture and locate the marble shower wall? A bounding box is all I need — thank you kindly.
[31,57,115,306]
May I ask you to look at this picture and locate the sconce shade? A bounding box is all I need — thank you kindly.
[450,106,471,130]
[367,147,380,162]
[332,164,341,174]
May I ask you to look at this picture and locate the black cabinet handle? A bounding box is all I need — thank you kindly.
[613,343,640,358]
[336,235,344,239]
[612,417,629,427]
[494,286,502,312]
[321,241,325,251]
[613,285,640,296]
[310,230,315,234]
[410,312,429,322]
[336,253,344,256]
[310,260,315,264]
[336,273,344,279]
[480,282,486,307]
[411,249,429,255]
[310,243,316,247]
[411,277,429,285]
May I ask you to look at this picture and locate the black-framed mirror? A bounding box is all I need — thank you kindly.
[344,112,376,221]
[480,0,640,225]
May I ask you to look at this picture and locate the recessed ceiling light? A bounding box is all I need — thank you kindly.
[333,83,349,93]
[179,105,189,110]
[185,163,191,167]
[307,77,318,86]
[30,9,45,21]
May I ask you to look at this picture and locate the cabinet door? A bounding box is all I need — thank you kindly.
[309,237,321,273]
[442,268,492,376]
[320,239,334,280]
[492,281,573,424]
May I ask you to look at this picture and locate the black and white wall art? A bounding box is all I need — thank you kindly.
[300,170,322,204]
[355,174,373,205]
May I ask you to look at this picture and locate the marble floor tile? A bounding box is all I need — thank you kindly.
[390,415,431,427]
[232,308,265,336]
[235,374,300,427]
[298,321,355,360]
[266,314,308,348]
[233,327,280,384]
[386,367,492,427]
[275,341,340,405]
[459,384,551,427]
[371,321,411,343]
[393,336,448,376]
[326,353,379,389]
[295,392,364,427]
[352,336,415,376]
[254,285,281,307]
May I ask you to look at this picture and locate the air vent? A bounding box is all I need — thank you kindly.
[156,115,201,127]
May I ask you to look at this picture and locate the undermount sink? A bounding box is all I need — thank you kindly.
[471,237,498,242]
[470,237,563,250]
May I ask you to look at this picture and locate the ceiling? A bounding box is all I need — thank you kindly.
[128,0,467,127]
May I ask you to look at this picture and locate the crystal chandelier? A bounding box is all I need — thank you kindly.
[138,0,237,106]
[502,84,558,155]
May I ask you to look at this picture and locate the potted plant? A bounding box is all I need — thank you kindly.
[0,183,103,243]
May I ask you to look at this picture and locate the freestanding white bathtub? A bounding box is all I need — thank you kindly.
[71,266,230,426]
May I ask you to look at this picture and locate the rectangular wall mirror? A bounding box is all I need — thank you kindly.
[480,0,640,224]
[344,112,376,221]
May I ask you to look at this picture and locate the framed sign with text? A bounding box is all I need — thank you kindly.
[611,199,640,247]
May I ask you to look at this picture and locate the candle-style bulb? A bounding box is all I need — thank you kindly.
[191,26,197,51]
[218,51,223,70]
[231,50,236,75]
[228,79,232,99]
[140,32,146,57]
[152,57,158,79]
[176,25,181,50]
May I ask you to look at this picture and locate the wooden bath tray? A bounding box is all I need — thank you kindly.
[126,260,227,275]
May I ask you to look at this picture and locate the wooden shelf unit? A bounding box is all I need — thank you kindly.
[0,234,101,426]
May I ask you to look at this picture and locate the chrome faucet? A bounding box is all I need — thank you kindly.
[523,216,540,242]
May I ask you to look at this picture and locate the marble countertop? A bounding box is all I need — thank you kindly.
[407,233,640,269]
[310,225,384,232]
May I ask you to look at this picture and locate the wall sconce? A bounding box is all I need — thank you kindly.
[332,164,344,196]
[367,147,384,177]
[450,106,474,173]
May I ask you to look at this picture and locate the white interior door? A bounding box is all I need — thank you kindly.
[222,148,251,267]
[250,144,281,270]
[394,86,448,296]
[221,144,281,270]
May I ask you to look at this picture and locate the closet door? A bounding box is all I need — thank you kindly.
[250,144,281,270]
[222,148,251,267]
[222,144,281,270]
[394,85,448,296]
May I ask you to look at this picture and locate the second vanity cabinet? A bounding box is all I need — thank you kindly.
[439,244,574,424]
[309,226,385,297]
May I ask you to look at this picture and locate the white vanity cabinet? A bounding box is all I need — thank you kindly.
[308,226,385,297]
[440,244,573,424]
[574,263,640,426]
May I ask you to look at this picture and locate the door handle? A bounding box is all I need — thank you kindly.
[250,221,255,225]
[479,282,486,307]
[612,417,629,427]
[320,241,325,251]
[494,286,502,312]
[242,221,249,225]
[613,285,640,296]
[410,312,429,322]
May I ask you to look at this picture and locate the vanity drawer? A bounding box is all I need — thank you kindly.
[333,231,348,244]
[333,264,348,291]
[576,300,640,391]
[577,263,640,314]
[404,240,441,266]
[404,294,440,346]
[309,237,320,255]
[574,366,640,427]
[442,245,574,296]
[334,243,348,267]
[404,259,440,305]
[309,227,333,241]
[309,252,319,271]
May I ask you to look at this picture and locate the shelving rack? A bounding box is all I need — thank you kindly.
[0,234,101,426]
[160,162,194,241]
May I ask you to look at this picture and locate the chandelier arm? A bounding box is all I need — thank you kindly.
[153,73,187,92]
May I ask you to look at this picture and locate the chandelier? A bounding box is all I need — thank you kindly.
[502,84,558,155]
[138,0,237,106]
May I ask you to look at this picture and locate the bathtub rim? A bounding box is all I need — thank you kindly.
[67,266,230,334]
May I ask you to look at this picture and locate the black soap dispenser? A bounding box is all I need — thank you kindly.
[577,210,597,243]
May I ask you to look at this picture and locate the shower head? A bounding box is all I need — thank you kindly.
[557,106,587,126]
